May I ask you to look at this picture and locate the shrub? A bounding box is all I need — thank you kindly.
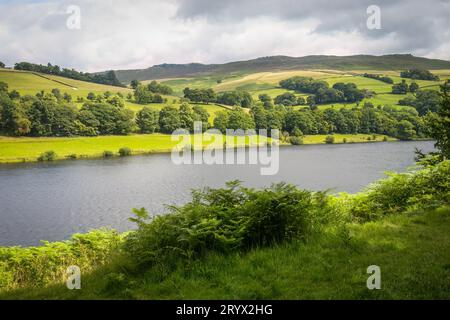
[0,230,122,291]
[124,181,330,268]
[65,154,77,159]
[325,135,335,144]
[289,136,304,145]
[345,160,450,221]
[37,150,57,161]
[343,138,347,143]
[118,147,132,157]
[103,150,114,158]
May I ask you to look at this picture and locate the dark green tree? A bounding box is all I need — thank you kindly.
[159,106,181,133]
[136,107,159,133]
[426,82,450,158]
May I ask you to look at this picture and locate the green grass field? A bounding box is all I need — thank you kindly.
[0,133,273,163]
[0,66,444,164]
[0,134,178,162]
[0,134,393,163]
[2,207,449,299]
[160,68,450,108]
[0,68,231,122]
[0,69,132,98]
[3,67,448,111]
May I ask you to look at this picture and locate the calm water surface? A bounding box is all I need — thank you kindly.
[0,141,434,246]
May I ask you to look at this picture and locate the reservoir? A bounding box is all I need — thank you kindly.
[0,140,435,246]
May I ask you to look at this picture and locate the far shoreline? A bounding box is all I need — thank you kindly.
[0,133,432,165]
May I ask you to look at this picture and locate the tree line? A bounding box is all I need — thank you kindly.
[209,94,429,141]
[363,73,394,84]
[398,89,441,115]
[0,80,438,141]
[400,69,440,81]
[14,62,124,87]
[0,84,133,136]
[182,88,254,108]
[0,82,212,136]
[279,76,366,105]
[392,79,419,94]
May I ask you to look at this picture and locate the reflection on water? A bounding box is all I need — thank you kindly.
[0,141,435,246]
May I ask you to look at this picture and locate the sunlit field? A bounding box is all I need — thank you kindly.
[161,69,450,108]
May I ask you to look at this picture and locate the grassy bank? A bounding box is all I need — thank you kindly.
[0,134,180,163]
[300,134,396,144]
[0,134,273,163]
[0,133,395,163]
[0,160,449,299]
[2,208,448,299]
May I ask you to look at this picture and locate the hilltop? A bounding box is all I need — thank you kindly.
[114,54,450,83]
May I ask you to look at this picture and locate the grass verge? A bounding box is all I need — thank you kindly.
[0,134,396,163]
[1,207,449,299]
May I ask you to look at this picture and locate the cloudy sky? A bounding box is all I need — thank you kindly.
[1,0,449,72]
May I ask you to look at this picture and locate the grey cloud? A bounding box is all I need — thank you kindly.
[176,0,450,56]
[0,0,449,71]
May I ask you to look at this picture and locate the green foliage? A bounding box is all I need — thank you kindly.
[401,68,440,81]
[78,102,134,135]
[0,86,133,137]
[158,106,181,133]
[136,107,159,133]
[363,73,393,84]
[325,135,335,144]
[192,105,210,132]
[103,150,114,158]
[147,80,173,95]
[1,161,449,296]
[183,87,216,104]
[397,89,440,116]
[274,92,298,106]
[392,79,409,94]
[289,136,303,145]
[37,150,57,161]
[65,154,77,159]
[178,103,194,131]
[14,62,124,87]
[124,181,331,268]
[413,90,441,115]
[0,230,121,291]
[118,147,132,157]
[409,82,419,93]
[426,82,450,159]
[133,85,164,104]
[8,90,20,100]
[280,103,426,140]
[279,77,365,104]
[344,160,450,221]
[87,92,95,100]
[130,79,140,89]
[226,107,255,130]
[396,120,416,140]
[217,90,253,108]
[212,111,229,133]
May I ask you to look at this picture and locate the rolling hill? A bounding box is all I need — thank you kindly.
[114,54,450,83]
[0,68,231,120]
[0,68,131,98]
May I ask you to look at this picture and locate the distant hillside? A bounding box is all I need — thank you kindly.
[114,54,450,84]
[14,62,125,88]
